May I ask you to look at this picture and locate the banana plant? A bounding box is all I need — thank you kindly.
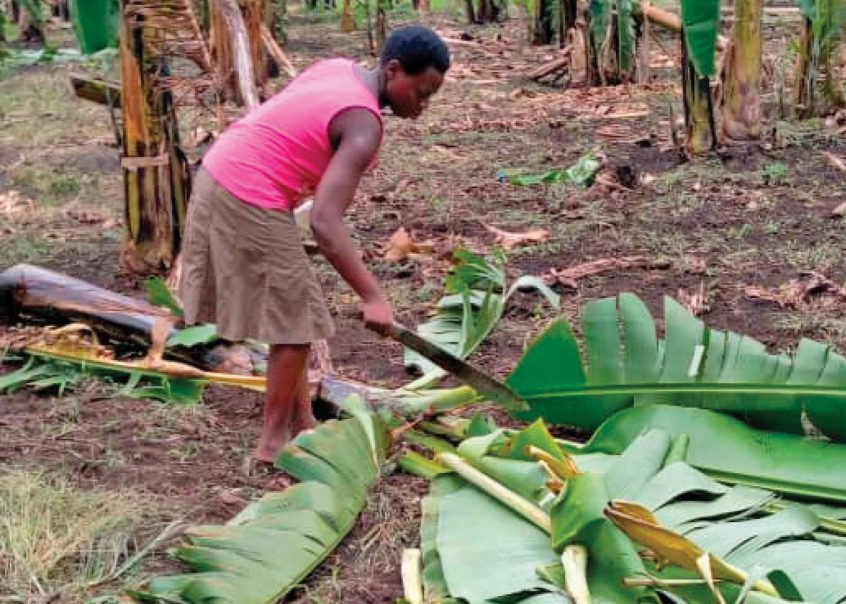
[679,0,721,154]
[132,403,386,603]
[585,0,640,84]
[794,0,846,117]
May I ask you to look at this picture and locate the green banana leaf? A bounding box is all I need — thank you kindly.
[420,475,463,604]
[582,405,846,503]
[559,427,846,602]
[500,154,601,186]
[679,0,721,77]
[404,249,558,390]
[616,0,636,76]
[134,414,385,603]
[144,277,184,318]
[418,425,575,602]
[437,483,564,602]
[507,292,846,441]
[417,416,846,603]
[588,0,612,70]
[551,431,670,603]
[0,354,205,404]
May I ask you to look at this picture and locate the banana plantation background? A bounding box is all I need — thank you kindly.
[1,0,846,602]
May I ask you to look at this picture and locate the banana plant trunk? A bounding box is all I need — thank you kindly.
[376,0,386,52]
[532,0,555,44]
[475,0,500,22]
[120,1,191,274]
[794,17,815,118]
[721,0,763,142]
[210,0,264,107]
[19,0,45,44]
[682,31,716,156]
[464,0,475,22]
[340,0,354,31]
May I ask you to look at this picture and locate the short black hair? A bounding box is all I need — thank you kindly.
[381,25,451,75]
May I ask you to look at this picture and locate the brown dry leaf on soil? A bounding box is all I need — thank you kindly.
[822,151,846,173]
[0,191,36,223]
[543,256,671,288]
[382,227,436,262]
[484,224,550,250]
[745,271,846,309]
[677,282,708,317]
[65,207,116,227]
[831,201,846,217]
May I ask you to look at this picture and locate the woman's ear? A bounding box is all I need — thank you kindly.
[383,58,403,81]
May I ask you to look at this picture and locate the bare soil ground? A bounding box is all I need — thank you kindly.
[1,6,845,603]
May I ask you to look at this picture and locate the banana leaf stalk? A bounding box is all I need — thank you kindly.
[399,451,449,479]
[436,452,552,533]
[402,548,424,604]
[25,339,266,390]
[561,544,591,604]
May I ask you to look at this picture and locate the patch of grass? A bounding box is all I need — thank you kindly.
[763,221,780,235]
[168,441,202,463]
[727,223,753,241]
[781,240,843,271]
[776,312,846,347]
[0,233,53,266]
[761,161,789,186]
[12,165,86,206]
[655,159,724,189]
[0,67,112,148]
[649,191,707,220]
[0,469,152,600]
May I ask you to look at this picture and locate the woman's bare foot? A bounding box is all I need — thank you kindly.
[253,429,290,464]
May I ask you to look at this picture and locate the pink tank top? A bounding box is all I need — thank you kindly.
[203,58,383,211]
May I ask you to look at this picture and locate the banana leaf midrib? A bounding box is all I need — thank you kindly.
[516,382,846,400]
[703,469,846,504]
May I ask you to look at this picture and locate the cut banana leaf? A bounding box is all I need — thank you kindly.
[558,426,846,603]
[420,475,463,604]
[606,498,846,603]
[404,249,558,390]
[136,416,385,603]
[436,483,562,602]
[583,405,846,503]
[507,293,846,441]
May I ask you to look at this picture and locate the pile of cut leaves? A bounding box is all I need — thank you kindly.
[131,293,846,603]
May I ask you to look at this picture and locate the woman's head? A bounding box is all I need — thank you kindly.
[379,25,450,119]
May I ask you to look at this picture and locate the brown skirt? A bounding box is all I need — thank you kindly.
[179,169,334,345]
